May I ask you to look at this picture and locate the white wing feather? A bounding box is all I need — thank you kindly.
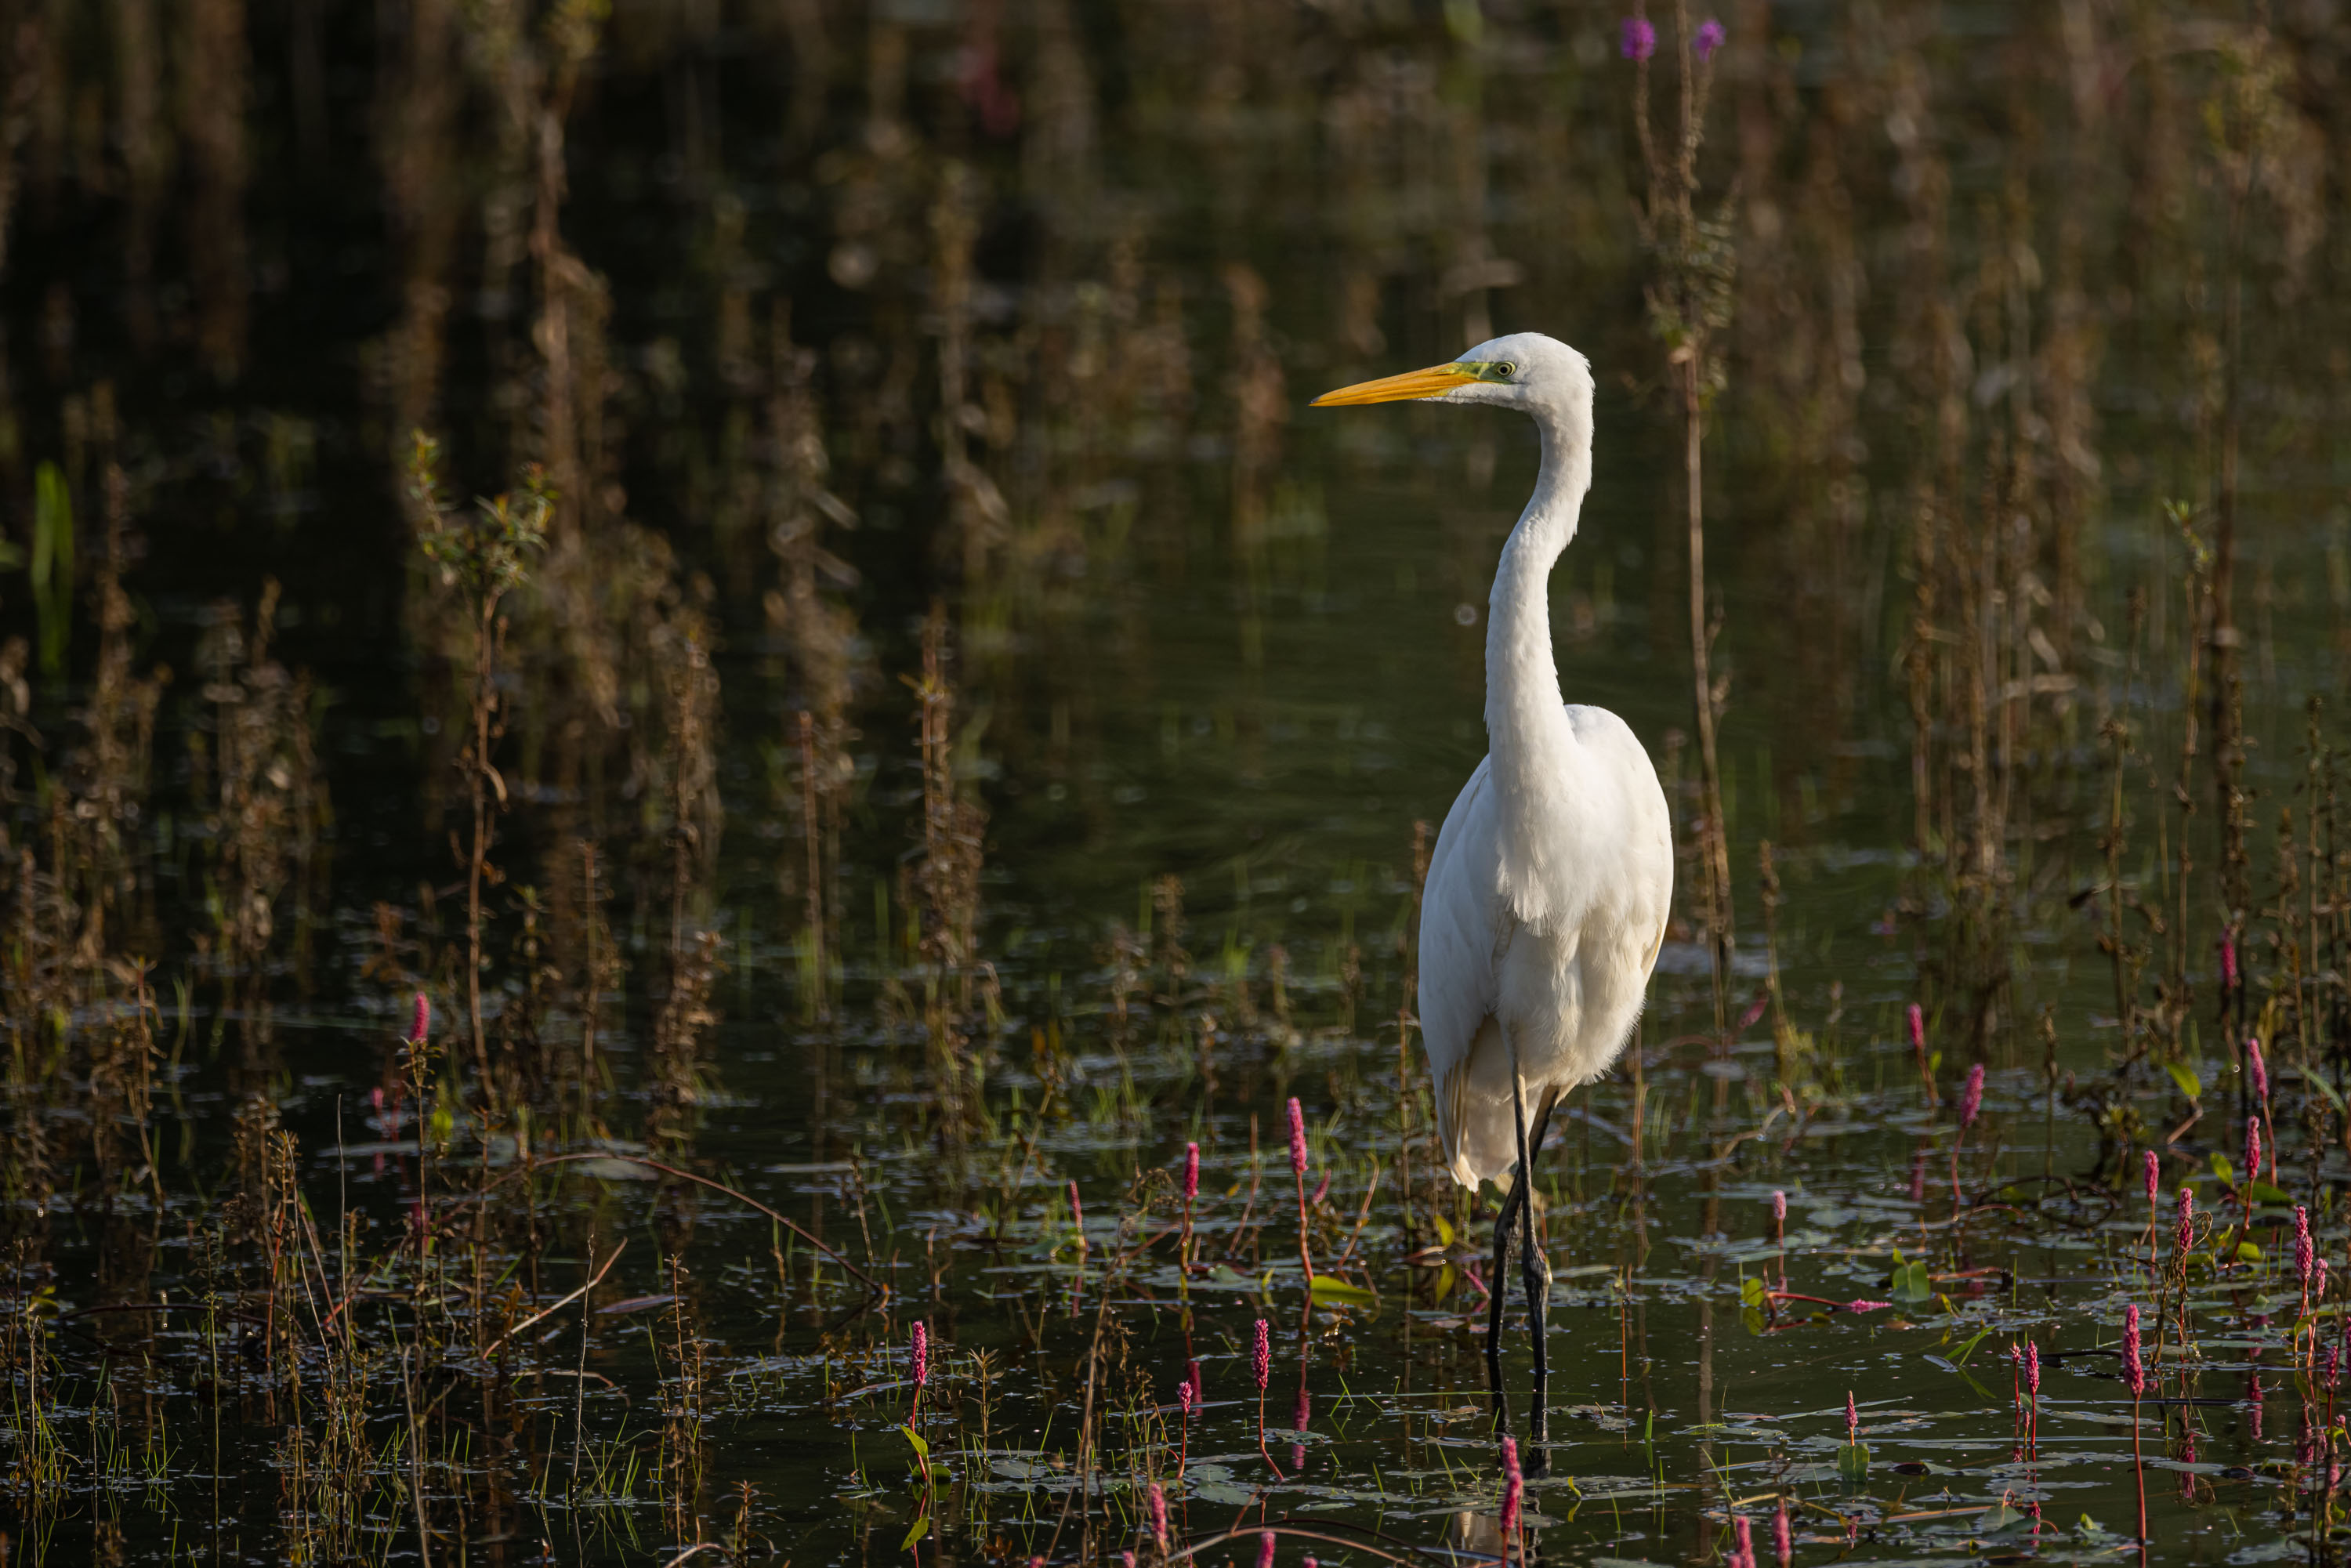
[1418,704,1672,1187]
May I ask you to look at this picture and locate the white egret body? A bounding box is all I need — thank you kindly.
[1313,331,1672,1444]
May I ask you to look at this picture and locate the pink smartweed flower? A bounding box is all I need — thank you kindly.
[2298,1206,2315,1290]
[1288,1098,1309,1179]
[1694,17,1726,60]
[2026,1342,2041,1398]
[1774,1498,1793,1566]
[1179,1377,1194,1420]
[2317,1258,2330,1302]
[2248,1037,2269,1103]
[1183,1143,1200,1200]
[1253,1319,1270,1391]
[2327,1343,2342,1392]
[911,1320,929,1389]
[2245,1117,2262,1186]
[2144,1149,2160,1204]
[1847,1299,1892,1313]
[1845,1391,1859,1442]
[2221,936,2240,992]
[1257,1531,1276,1568]
[1149,1481,1169,1551]
[1310,1171,1331,1208]
[1958,1063,1985,1129]
[2176,1187,2194,1255]
[409,991,430,1043]
[1029,1559,1044,1568]
[2124,1304,2145,1398]
[1500,1435,1524,1539]
[1621,16,1656,60]
[1772,1190,1787,1229]
[1907,1002,1925,1054]
[1733,1515,1754,1568]
[1123,1555,1136,1568]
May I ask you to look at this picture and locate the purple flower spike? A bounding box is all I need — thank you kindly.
[1771,1190,1787,1225]
[2026,1342,2041,1398]
[2124,1304,2145,1398]
[1149,1482,1169,1551]
[1253,1319,1271,1391]
[1500,1435,1524,1538]
[1184,1142,1200,1200]
[2144,1149,2160,1204]
[1124,1555,1136,1568]
[1845,1390,1858,1442]
[1774,1499,1793,1566]
[2246,1117,2262,1183]
[911,1320,929,1389]
[1847,1298,1892,1313]
[2298,1206,2315,1287]
[1258,1531,1276,1568]
[1695,17,1726,60]
[1621,16,1656,60]
[410,991,431,1044]
[1178,1377,1194,1420]
[1958,1063,1985,1129]
[2248,1037,2269,1103]
[1733,1515,1754,1568]
[1907,1003,1925,1052]
[2221,936,2240,992]
[1288,1098,1309,1179]
[2176,1187,2194,1255]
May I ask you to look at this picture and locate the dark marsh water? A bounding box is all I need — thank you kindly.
[4,2,2351,1565]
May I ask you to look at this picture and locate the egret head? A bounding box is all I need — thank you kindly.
[1310,332,1590,415]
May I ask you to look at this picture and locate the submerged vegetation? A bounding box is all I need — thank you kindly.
[0,1,2345,1563]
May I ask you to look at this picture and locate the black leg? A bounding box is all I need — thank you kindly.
[1511,1070,1549,1453]
[1486,1171,1522,1427]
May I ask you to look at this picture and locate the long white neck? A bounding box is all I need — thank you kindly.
[1483,401,1592,930]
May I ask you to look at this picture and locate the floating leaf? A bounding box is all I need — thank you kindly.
[1310,1275,1378,1306]
[1740,1277,1768,1308]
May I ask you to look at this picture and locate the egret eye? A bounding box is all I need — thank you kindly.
[1492,361,1517,379]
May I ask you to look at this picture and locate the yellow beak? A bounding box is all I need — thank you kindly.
[1310,362,1479,407]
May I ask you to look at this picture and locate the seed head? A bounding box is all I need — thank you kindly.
[2144,1149,2160,1204]
[1620,16,1656,60]
[911,1320,929,1389]
[2123,1304,2145,1398]
[2248,1037,2269,1103]
[1287,1098,1309,1179]
[1500,1435,1523,1538]
[1183,1143,1200,1201]
[409,991,430,1045]
[1694,16,1726,60]
[1958,1063,1985,1129]
[1149,1482,1169,1552]
[1253,1319,1270,1391]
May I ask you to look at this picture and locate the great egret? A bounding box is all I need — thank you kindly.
[1313,334,1673,1448]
